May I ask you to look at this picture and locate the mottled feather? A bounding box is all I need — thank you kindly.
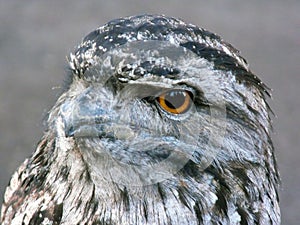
[1,15,280,225]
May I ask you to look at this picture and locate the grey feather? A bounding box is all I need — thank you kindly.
[1,14,280,225]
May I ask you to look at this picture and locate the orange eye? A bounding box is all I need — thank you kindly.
[157,90,192,114]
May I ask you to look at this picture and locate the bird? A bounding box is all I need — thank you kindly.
[1,14,280,225]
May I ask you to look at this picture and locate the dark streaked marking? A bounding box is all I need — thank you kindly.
[28,203,63,225]
[143,200,148,222]
[120,187,130,211]
[237,205,250,225]
[180,42,269,95]
[177,186,192,210]
[204,165,231,216]
[193,201,204,224]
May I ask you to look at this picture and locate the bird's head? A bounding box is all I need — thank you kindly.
[48,15,272,189]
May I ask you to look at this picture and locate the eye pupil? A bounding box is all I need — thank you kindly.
[165,91,186,109]
[157,90,192,114]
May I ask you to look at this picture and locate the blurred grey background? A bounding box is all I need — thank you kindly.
[0,0,299,224]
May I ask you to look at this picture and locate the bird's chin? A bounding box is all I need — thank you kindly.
[68,122,198,186]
